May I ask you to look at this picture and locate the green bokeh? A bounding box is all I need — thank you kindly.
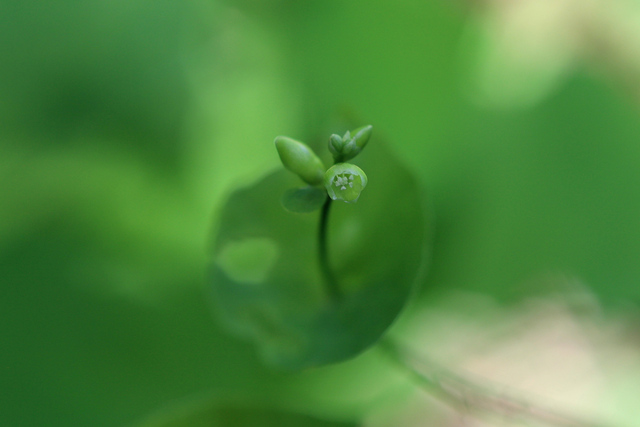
[3,0,640,425]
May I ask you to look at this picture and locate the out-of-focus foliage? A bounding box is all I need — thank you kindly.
[3,0,640,425]
[280,186,326,213]
[135,398,356,427]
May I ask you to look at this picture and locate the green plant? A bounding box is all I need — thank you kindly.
[210,125,427,369]
[204,126,612,427]
[274,127,371,301]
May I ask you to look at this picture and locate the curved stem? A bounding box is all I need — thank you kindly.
[379,339,613,427]
[318,195,341,301]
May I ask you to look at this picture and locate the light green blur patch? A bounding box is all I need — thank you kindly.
[216,238,279,285]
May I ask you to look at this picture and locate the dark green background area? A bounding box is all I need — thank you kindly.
[2,0,639,426]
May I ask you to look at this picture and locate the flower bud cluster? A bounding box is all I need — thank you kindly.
[274,125,372,204]
[327,125,372,163]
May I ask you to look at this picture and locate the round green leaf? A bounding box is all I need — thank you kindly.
[210,138,430,369]
[281,186,327,213]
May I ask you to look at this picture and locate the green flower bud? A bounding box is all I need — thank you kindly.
[329,125,373,162]
[274,136,325,186]
[328,134,344,157]
[324,163,368,203]
[351,125,372,150]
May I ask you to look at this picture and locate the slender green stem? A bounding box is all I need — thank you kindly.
[318,195,341,301]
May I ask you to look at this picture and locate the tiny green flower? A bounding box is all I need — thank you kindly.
[324,163,368,203]
[274,136,325,186]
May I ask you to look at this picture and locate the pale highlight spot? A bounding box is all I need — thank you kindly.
[216,238,279,285]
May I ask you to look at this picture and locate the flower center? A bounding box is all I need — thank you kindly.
[334,173,355,190]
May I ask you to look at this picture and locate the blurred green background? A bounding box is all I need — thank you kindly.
[3,0,640,425]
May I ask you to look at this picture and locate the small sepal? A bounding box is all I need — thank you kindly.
[324,163,368,203]
[274,136,325,186]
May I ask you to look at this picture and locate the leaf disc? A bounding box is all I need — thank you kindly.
[210,138,431,369]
